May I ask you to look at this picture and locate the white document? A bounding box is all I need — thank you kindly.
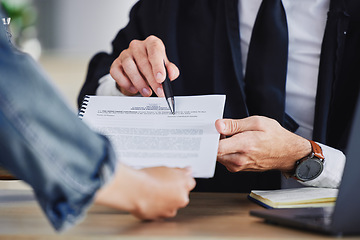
[80,95,226,178]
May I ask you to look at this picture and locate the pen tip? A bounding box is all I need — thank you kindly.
[169,104,175,115]
[167,97,175,114]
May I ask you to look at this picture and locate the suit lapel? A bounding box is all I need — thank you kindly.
[223,0,244,92]
[212,0,248,119]
[313,0,349,146]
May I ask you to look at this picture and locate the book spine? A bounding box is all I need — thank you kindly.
[247,195,273,209]
[78,95,90,119]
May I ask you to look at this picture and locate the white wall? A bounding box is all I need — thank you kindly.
[34,0,138,55]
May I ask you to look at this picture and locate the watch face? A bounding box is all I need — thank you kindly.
[295,158,324,181]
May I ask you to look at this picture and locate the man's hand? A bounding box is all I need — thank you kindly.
[215,116,312,173]
[95,164,195,220]
[110,35,179,97]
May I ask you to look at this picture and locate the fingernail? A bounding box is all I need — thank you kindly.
[142,88,151,96]
[156,87,164,97]
[156,72,163,82]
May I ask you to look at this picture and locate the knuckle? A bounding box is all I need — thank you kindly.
[226,165,238,173]
[250,115,280,129]
[121,57,134,70]
[269,117,281,127]
[109,65,116,77]
[179,199,189,208]
[230,120,240,132]
[111,57,121,68]
[119,50,131,62]
[219,157,239,172]
[188,178,196,190]
[167,209,177,218]
[109,62,121,75]
[251,116,264,129]
[217,155,225,165]
[232,159,244,169]
[146,35,161,44]
[147,38,165,51]
[251,116,266,130]
[217,142,225,155]
[242,140,255,156]
[136,57,150,69]
[129,39,141,50]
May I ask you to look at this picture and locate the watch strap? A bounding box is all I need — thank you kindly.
[308,140,324,160]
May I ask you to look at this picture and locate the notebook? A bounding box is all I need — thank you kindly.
[248,187,338,209]
[250,95,360,236]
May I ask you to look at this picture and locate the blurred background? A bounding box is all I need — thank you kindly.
[0,0,137,188]
[1,0,138,108]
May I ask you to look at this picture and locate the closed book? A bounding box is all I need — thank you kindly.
[248,187,338,209]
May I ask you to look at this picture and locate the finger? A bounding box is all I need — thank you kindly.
[215,116,268,135]
[110,58,138,94]
[121,57,152,97]
[217,134,248,156]
[177,167,196,190]
[169,167,195,193]
[215,119,227,134]
[145,36,168,84]
[166,61,180,81]
[133,54,164,97]
[215,118,245,135]
[187,177,196,191]
[164,209,178,218]
[218,153,266,172]
[217,154,245,172]
[217,153,250,172]
[129,40,164,97]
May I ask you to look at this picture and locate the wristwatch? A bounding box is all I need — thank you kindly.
[293,140,325,182]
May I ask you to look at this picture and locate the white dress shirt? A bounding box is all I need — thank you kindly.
[239,0,345,188]
[96,0,346,188]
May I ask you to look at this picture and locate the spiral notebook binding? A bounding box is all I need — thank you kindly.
[78,95,90,119]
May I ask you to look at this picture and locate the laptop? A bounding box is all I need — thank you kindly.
[250,95,360,236]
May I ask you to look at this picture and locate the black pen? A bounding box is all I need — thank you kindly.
[162,63,175,114]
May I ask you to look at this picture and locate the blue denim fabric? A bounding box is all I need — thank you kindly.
[0,13,116,231]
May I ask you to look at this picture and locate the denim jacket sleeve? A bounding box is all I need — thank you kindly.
[0,14,117,232]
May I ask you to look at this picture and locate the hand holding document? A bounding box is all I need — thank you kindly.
[79,95,226,178]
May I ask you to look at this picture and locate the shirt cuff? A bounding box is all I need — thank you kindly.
[96,74,141,97]
[44,135,118,232]
[300,142,346,188]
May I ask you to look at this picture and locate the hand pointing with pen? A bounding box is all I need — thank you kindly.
[110,35,180,97]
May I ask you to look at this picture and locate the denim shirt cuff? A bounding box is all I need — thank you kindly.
[37,136,117,232]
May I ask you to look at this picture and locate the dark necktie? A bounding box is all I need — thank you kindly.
[244,0,288,124]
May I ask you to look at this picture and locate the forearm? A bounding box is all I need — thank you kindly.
[0,33,116,231]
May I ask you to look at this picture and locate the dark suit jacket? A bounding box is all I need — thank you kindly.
[78,0,360,192]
